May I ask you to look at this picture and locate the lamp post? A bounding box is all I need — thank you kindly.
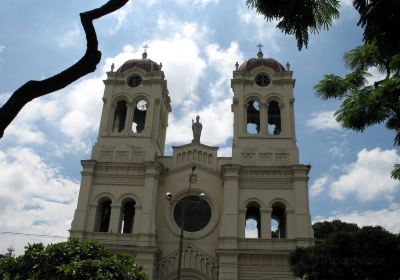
[165,166,206,280]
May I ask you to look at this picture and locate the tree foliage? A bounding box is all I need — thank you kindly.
[249,0,400,178]
[0,239,148,280]
[246,0,340,50]
[314,40,400,177]
[313,220,359,240]
[290,220,400,280]
[353,0,400,58]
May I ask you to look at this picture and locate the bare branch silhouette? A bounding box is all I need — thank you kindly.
[0,0,130,139]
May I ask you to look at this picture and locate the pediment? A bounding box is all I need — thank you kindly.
[171,142,218,172]
[159,245,218,280]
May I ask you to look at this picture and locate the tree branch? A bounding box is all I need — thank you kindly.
[0,0,129,139]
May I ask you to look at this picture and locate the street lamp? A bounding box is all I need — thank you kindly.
[165,166,206,280]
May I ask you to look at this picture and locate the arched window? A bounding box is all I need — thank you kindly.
[271,202,286,238]
[112,100,127,133]
[246,100,260,134]
[97,198,112,232]
[132,100,147,133]
[267,100,281,135]
[245,202,261,238]
[120,199,136,234]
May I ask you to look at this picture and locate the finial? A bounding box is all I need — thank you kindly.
[159,62,163,70]
[142,44,149,59]
[110,63,115,72]
[257,43,264,59]
[286,62,291,70]
[235,61,239,70]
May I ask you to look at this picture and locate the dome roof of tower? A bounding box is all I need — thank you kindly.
[117,53,161,73]
[239,57,286,73]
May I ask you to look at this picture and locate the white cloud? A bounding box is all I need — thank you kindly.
[314,203,400,233]
[57,23,81,48]
[366,66,386,86]
[176,0,218,7]
[328,136,350,158]
[0,147,78,254]
[306,111,342,131]
[330,148,400,202]
[106,17,208,108]
[218,146,232,157]
[0,45,5,62]
[245,219,259,238]
[59,78,104,152]
[166,98,233,146]
[3,16,209,154]
[3,97,60,145]
[107,0,133,35]
[206,42,244,99]
[140,0,158,7]
[341,0,353,7]
[237,4,282,52]
[310,176,330,197]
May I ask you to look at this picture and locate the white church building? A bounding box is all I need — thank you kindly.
[70,46,314,280]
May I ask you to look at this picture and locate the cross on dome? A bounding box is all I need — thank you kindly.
[257,43,264,59]
[142,44,149,59]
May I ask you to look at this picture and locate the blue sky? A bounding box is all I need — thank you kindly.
[0,0,399,254]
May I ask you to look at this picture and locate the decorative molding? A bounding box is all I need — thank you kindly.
[158,245,218,280]
[93,176,144,186]
[115,151,129,162]
[242,152,256,164]
[258,153,273,163]
[238,253,289,266]
[239,179,293,189]
[132,151,145,162]
[275,153,289,164]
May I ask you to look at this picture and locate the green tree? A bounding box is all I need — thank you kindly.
[246,0,340,50]
[249,0,400,178]
[313,220,359,240]
[0,239,148,280]
[290,221,400,280]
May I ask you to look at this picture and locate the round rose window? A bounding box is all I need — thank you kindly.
[255,73,271,87]
[173,195,211,232]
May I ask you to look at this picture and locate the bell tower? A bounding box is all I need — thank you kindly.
[70,51,171,279]
[231,45,299,166]
[92,50,171,162]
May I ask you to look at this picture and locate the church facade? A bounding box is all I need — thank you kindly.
[70,47,314,280]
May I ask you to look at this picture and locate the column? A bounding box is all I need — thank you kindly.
[218,254,238,280]
[292,165,313,239]
[139,163,161,243]
[280,102,286,136]
[261,208,272,239]
[125,100,134,134]
[260,103,267,134]
[132,206,142,235]
[219,165,240,249]
[289,98,296,140]
[135,251,157,280]
[109,204,121,234]
[238,209,246,238]
[70,160,96,235]
[286,210,295,239]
